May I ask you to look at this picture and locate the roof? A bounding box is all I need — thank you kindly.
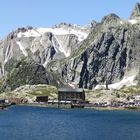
[36,96,48,97]
[58,88,84,93]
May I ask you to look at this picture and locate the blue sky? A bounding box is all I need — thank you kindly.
[0,0,140,38]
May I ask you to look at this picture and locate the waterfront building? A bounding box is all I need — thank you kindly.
[36,96,48,102]
[58,88,85,103]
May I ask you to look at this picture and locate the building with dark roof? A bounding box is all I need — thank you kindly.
[36,96,48,102]
[58,88,85,103]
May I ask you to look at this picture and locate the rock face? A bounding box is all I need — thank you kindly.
[130,2,140,19]
[48,4,140,89]
[101,13,121,25]
[0,3,140,91]
[0,23,92,91]
[0,23,91,77]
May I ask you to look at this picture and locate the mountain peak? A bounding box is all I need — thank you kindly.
[88,20,98,28]
[130,2,140,19]
[54,22,72,28]
[101,13,120,25]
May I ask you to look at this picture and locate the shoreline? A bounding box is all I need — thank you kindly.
[84,106,140,111]
[14,103,140,111]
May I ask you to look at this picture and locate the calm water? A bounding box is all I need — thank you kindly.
[0,106,140,140]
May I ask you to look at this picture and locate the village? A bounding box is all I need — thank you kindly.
[1,87,140,110]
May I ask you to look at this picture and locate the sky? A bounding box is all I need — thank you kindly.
[0,0,140,38]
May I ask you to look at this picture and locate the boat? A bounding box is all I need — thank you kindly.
[0,103,11,108]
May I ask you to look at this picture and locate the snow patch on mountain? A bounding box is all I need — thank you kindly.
[120,20,124,24]
[54,35,70,57]
[16,25,90,58]
[16,41,28,56]
[4,45,11,63]
[95,75,137,89]
[43,60,48,68]
[120,19,139,25]
[17,29,40,38]
[37,27,88,41]
[128,19,138,24]
[17,26,89,42]
[108,75,137,89]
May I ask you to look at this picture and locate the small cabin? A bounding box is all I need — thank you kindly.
[58,88,85,103]
[36,96,48,102]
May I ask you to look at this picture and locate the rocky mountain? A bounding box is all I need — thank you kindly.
[0,3,140,92]
[0,23,91,72]
[47,2,140,89]
[0,22,94,91]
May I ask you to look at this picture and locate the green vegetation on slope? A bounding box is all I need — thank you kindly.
[3,58,48,91]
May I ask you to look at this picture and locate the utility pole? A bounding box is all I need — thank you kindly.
[105,55,109,90]
[106,79,109,90]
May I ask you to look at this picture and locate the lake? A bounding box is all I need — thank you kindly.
[0,106,140,140]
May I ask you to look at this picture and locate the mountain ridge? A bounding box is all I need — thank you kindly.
[0,3,140,92]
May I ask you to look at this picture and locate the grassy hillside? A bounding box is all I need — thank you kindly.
[0,84,58,102]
